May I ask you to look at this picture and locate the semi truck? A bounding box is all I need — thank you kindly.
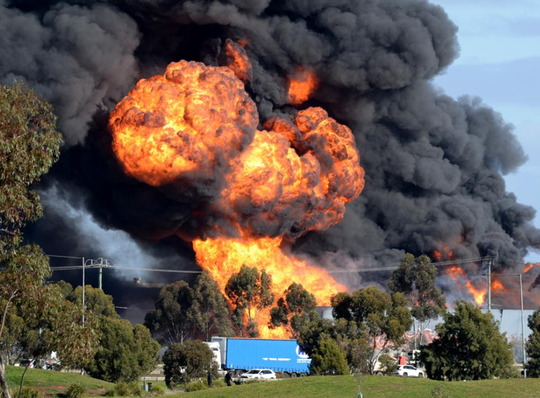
[208,337,311,377]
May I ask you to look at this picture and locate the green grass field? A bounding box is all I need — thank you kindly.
[6,367,540,398]
[181,375,540,398]
[5,366,113,397]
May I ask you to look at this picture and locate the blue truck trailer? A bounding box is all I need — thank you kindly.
[210,337,311,376]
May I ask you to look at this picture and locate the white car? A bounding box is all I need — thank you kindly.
[394,365,424,378]
[240,369,277,380]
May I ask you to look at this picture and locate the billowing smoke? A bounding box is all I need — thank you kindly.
[3,0,540,306]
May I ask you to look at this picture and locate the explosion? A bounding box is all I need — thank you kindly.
[288,68,319,105]
[109,59,364,337]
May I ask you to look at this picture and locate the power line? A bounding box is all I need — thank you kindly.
[46,256,492,275]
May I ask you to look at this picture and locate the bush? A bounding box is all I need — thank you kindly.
[163,341,217,387]
[64,384,86,398]
[105,382,142,397]
[310,336,350,375]
[185,381,206,392]
[211,380,226,388]
[148,384,165,396]
[378,354,398,375]
[10,388,43,398]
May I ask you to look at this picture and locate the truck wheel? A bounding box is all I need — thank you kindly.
[290,373,297,378]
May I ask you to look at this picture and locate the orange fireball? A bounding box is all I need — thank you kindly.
[109,61,258,188]
[110,60,365,337]
[288,68,318,105]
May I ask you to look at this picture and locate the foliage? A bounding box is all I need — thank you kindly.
[144,281,195,345]
[163,341,216,387]
[105,382,141,397]
[331,286,412,374]
[389,254,446,347]
[64,383,86,398]
[525,308,540,377]
[86,318,160,383]
[309,336,349,376]
[0,82,63,253]
[269,283,316,337]
[67,286,119,320]
[225,266,274,337]
[147,384,164,396]
[378,354,398,375]
[192,271,233,341]
[9,388,42,398]
[185,380,206,392]
[420,301,514,381]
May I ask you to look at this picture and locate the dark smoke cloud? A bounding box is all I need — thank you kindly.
[3,0,540,303]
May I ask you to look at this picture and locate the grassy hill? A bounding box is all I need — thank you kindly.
[5,366,113,397]
[5,367,540,398]
[182,375,540,398]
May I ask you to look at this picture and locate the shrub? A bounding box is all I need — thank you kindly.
[211,380,226,388]
[185,381,206,392]
[148,384,165,396]
[378,354,398,375]
[105,382,142,397]
[163,341,217,386]
[64,384,86,398]
[10,388,43,398]
[310,336,350,375]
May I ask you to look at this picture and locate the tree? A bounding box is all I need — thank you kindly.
[296,314,370,375]
[163,340,216,387]
[389,253,446,347]
[525,309,540,377]
[225,266,274,337]
[269,283,317,337]
[191,271,233,341]
[0,82,62,253]
[331,286,412,374]
[67,285,119,319]
[420,301,514,380]
[144,281,195,345]
[86,318,160,382]
[309,336,349,375]
[0,82,62,398]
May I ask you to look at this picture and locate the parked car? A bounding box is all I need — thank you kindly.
[240,369,277,380]
[394,365,424,378]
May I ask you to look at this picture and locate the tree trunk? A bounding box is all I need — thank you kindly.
[17,363,31,398]
[0,355,11,398]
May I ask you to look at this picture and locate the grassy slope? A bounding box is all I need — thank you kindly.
[183,375,540,398]
[5,366,113,396]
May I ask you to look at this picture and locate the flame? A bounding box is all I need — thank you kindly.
[524,263,540,273]
[491,278,511,295]
[109,60,257,188]
[444,265,485,306]
[223,39,252,83]
[110,60,364,337]
[193,236,346,338]
[288,68,318,105]
[433,245,454,262]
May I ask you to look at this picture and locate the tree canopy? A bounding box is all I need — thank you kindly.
[144,280,195,345]
[331,286,412,374]
[225,265,274,337]
[192,271,233,341]
[389,253,446,347]
[269,282,317,337]
[163,340,216,387]
[526,308,540,377]
[420,301,514,380]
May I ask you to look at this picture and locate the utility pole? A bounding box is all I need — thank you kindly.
[82,256,85,327]
[487,257,492,312]
[520,274,527,378]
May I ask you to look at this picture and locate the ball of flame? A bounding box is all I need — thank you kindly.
[109,60,258,188]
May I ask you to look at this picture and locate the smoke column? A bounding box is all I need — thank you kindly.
[2,0,540,308]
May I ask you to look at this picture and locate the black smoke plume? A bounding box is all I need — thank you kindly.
[3,0,540,309]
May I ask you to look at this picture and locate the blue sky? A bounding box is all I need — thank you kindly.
[430,0,540,263]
